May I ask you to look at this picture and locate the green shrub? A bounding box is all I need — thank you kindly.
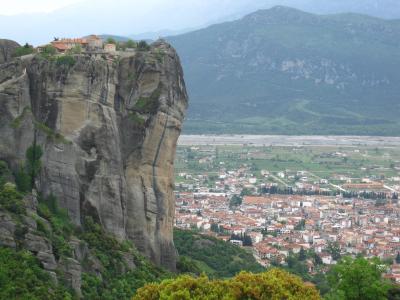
[133,84,162,114]
[56,55,76,67]
[327,256,391,300]
[26,144,43,187]
[39,45,57,58]
[52,234,72,259]
[34,121,71,144]
[0,180,171,300]
[174,229,264,278]
[154,49,165,63]
[12,143,44,193]
[14,224,28,249]
[0,161,12,187]
[133,269,321,300]
[36,218,50,235]
[0,247,73,299]
[125,39,137,49]
[106,37,117,45]
[68,44,81,54]
[137,40,150,51]
[13,43,35,57]
[80,216,170,299]
[37,202,52,219]
[176,256,202,275]
[0,183,25,215]
[37,194,74,259]
[14,165,31,193]
[129,112,145,126]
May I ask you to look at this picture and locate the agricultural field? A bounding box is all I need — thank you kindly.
[175,137,400,194]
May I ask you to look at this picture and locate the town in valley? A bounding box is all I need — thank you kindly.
[174,135,400,281]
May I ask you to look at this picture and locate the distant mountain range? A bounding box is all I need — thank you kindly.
[168,6,400,135]
[100,29,196,43]
[2,0,400,45]
[267,0,400,19]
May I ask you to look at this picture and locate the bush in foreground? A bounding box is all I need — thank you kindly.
[326,256,391,300]
[133,268,321,300]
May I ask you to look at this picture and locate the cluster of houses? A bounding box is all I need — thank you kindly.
[38,34,117,53]
[174,97,400,283]
[175,191,400,281]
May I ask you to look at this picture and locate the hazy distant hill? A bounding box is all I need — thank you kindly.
[99,34,129,42]
[272,0,400,20]
[169,6,400,135]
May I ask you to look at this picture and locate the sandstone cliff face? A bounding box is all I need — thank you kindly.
[0,40,188,270]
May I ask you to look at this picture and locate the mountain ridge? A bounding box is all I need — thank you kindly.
[167,6,400,135]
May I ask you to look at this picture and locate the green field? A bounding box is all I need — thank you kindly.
[175,144,400,189]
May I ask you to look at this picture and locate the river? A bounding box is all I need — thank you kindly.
[178,135,400,147]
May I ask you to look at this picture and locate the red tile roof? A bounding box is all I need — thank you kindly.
[51,42,69,51]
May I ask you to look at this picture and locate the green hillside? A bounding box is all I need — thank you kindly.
[0,158,169,300]
[169,6,400,135]
[174,229,264,278]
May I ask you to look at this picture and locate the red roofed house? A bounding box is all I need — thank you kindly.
[50,42,69,52]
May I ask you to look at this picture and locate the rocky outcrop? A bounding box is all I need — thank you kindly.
[0,211,16,248]
[0,39,19,64]
[59,257,83,295]
[0,195,85,296]
[0,40,188,271]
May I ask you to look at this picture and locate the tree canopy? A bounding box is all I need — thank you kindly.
[0,247,72,299]
[13,43,35,57]
[174,229,263,278]
[125,39,137,48]
[326,256,391,300]
[106,37,117,44]
[133,269,321,300]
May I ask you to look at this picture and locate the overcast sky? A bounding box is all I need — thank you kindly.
[0,0,260,44]
[1,0,399,45]
[0,0,82,15]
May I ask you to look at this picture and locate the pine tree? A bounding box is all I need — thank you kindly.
[299,247,307,261]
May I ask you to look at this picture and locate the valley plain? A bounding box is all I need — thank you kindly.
[176,135,400,192]
[174,135,400,291]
